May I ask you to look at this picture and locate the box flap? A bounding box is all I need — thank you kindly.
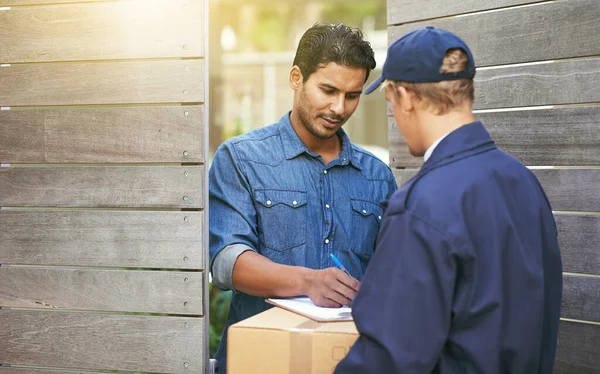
[231,306,357,335]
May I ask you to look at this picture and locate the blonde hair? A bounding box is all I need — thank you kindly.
[384,48,474,115]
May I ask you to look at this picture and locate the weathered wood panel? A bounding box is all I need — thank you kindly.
[393,168,419,187]
[0,210,203,269]
[389,0,600,67]
[554,321,600,373]
[556,214,600,276]
[393,168,600,212]
[0,60,204,106]
[1,0,99,4]
[387,0,543,25]
[0,310,204,373]
[474,58,600,110]
[389,106,600,167]
[0,166,203,208]
[0,0,203,63]
[0,268,203,315]
[561,275,600,322]
[0,105,204,163]
[535,169,600,212]
[0,368,100,374]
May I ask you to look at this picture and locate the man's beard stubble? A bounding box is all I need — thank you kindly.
[297,92,345,140]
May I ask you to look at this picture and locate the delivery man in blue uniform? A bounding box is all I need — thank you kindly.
[335,27,563,374]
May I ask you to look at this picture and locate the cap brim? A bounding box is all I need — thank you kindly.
[364,75,384,95]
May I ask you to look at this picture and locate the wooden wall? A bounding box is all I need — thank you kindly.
[0,1,208,373]
[387,1,600,372]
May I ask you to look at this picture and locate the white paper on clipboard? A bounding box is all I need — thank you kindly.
[266,296,352,322]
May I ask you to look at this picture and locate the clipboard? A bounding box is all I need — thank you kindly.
[266,296,353,322]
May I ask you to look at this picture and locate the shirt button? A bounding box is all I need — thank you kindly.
[324,239,330,244]
[323,170,328,175]
[362,209,367,214]
[378,215,382,220]
[325,204,330,209]
[266,200,272,206]
[292,200,298,206]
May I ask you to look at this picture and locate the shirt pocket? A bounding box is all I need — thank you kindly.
[254,189,308,251]
[349,198,384,261]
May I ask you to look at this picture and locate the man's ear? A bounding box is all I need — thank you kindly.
[397,85,415,113]
[289,66,303,90]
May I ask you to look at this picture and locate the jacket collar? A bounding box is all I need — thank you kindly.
[393,121,498,212]
[421,121,496,171]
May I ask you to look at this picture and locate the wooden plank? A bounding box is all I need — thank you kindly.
[1,0,99,4]
[562,275,600,322]
[0,368,101,374]
[393,168,600,212]
[389,106,600,167]
[474,58,600,110]
[0,210,203,269]
[0,268,203,315]
[535,169,600,212]
[0,60,203,106]
[388,0,600,67]
[0,105,204,163]
[0,166,203,208]
[0,0,203,63]
[554,321,600,373]
[392,168,419,187]
[557,214,600,275]
[387,0,541,25]
[0,310,204,373]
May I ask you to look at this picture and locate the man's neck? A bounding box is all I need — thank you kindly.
[290,112,342,164]
[420,109,476,151]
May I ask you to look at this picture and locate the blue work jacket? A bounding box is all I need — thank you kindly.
[336,121,562,374]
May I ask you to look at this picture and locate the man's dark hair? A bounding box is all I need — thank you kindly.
[293,23,376,82]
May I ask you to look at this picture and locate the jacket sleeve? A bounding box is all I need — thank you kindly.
[335,210,459,374]
[209,142,259,290]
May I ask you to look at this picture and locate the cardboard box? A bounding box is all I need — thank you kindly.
[228,306,359,374]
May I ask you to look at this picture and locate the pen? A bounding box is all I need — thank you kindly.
[329,253,351,276]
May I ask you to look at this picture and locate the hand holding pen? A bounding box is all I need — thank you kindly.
[302,252,360,308]
[329,253,351,276]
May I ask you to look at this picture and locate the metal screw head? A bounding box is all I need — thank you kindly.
[183,362,189,368]
[183,196,189,201]
[183,90,188,95]
[184,171,189,177]
[183,302,189,307]
[184,216,189,222]
[183,256,189,262]
[184,322,190,328]
[184,66,189,71]
[183,150,189,156]
[184,110,189,116]
[184,277,189,283]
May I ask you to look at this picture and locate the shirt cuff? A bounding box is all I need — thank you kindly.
[212,243,255,291]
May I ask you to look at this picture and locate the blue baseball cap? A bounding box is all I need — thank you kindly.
[365,26,476,94]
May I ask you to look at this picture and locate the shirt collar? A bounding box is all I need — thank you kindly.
[423,121,496,167]
[424,132,450,163]
[278,111,362,169]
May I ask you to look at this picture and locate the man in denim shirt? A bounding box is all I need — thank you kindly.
[209,23,397,373]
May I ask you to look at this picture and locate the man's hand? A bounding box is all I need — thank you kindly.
[304,267,360,307]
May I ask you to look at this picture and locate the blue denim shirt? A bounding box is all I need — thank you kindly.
[209,111,397,373]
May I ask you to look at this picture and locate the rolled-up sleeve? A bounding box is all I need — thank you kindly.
[335,211,458,374]
[212,243,254,290]
[209,142,259,291]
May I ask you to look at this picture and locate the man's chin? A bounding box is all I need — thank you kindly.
[311,125,339,139]
[408,148,425,158]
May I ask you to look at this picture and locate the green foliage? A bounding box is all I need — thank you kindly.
[250,9,289,51]
[209,282,232,356]
[320,1,387,30]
